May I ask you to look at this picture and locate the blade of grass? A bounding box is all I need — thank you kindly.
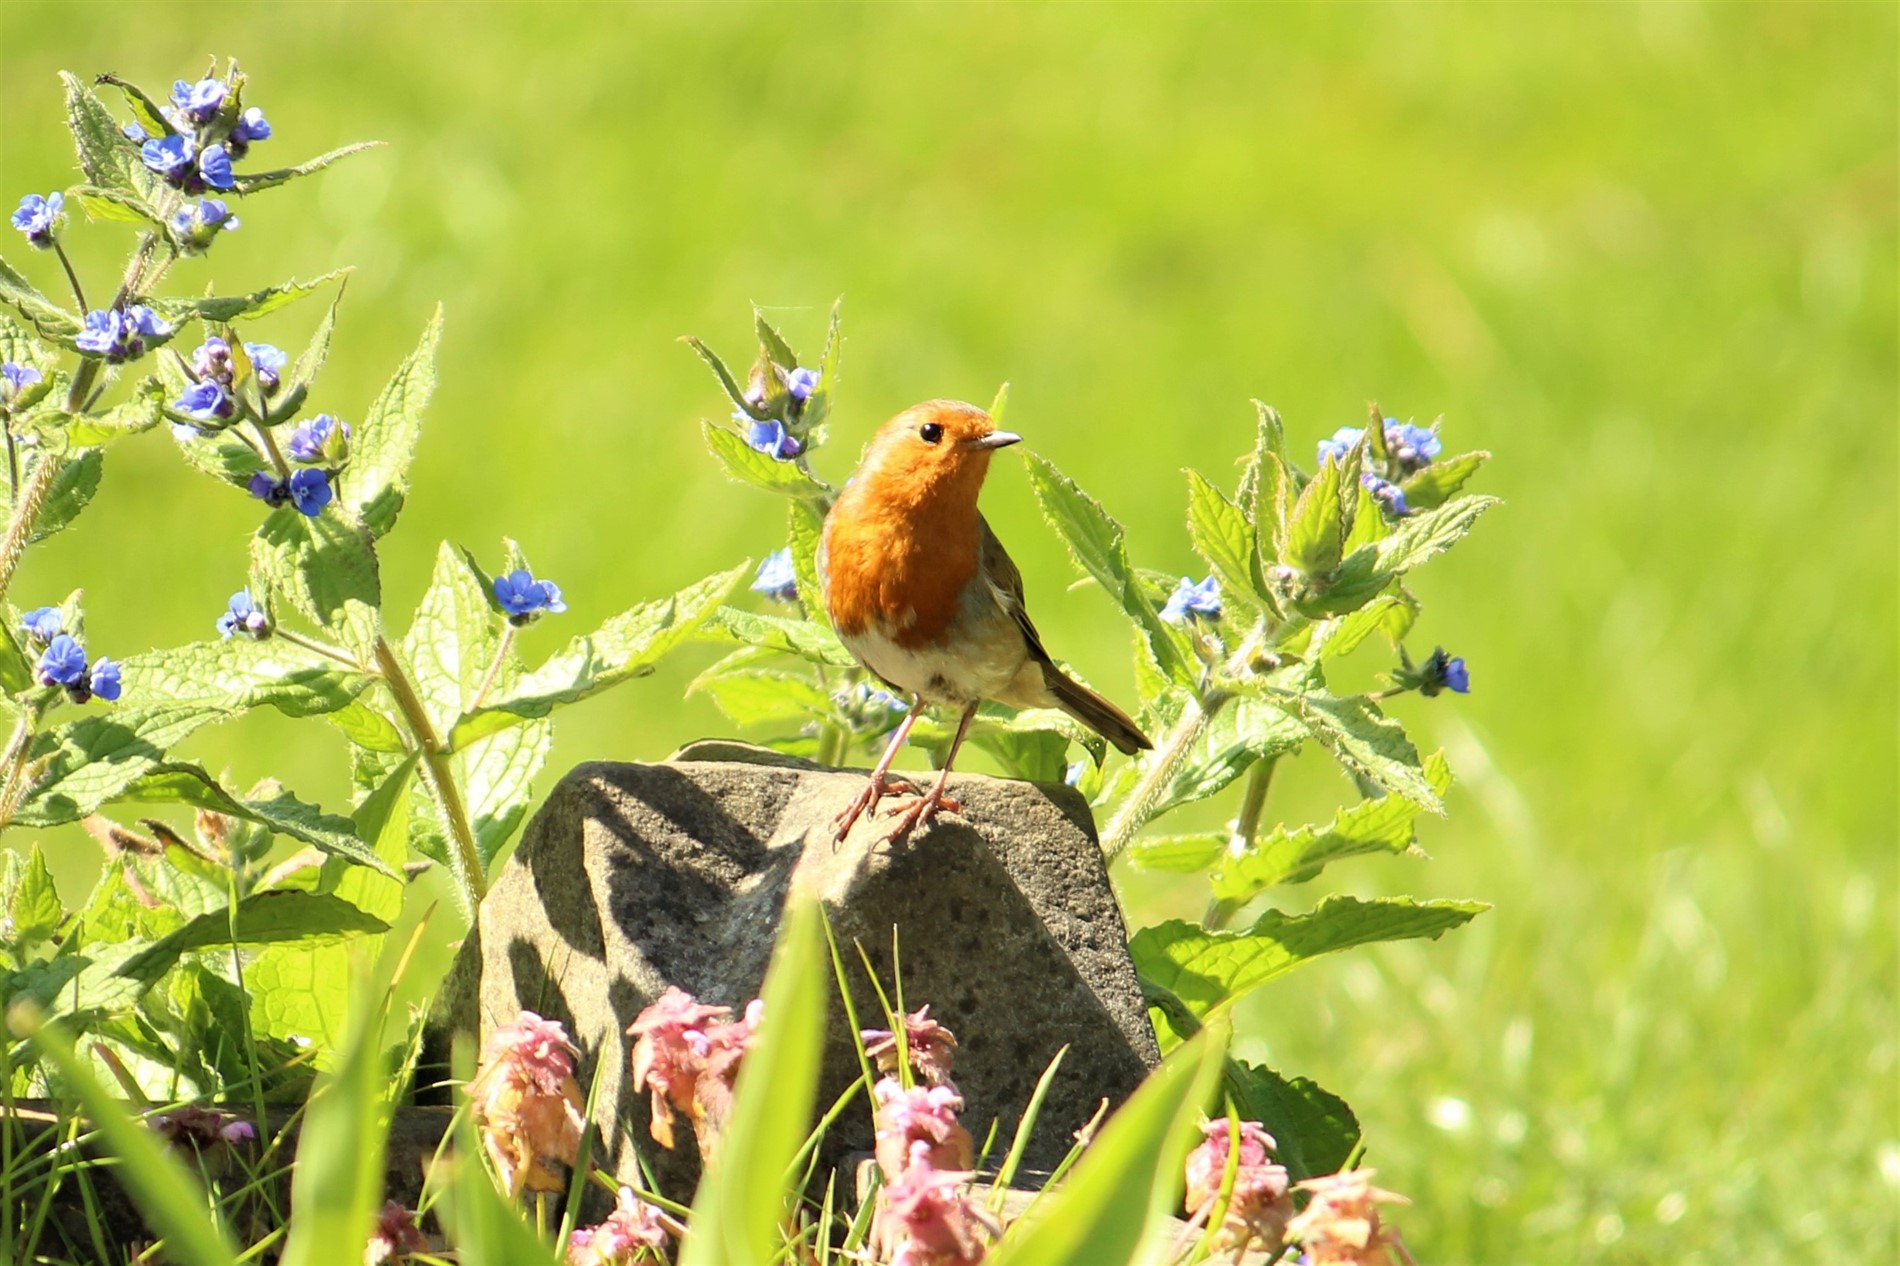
[987,1045,1067,1212]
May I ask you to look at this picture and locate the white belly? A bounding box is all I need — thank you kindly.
[839,619,1037,707]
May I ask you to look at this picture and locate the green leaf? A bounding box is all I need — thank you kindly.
[65,377,167,446]
[117,891,389,988]
[691,664,835,729]
[679,896,827,1266]
[801,298,844,431]
[1022,451,1193,687]
[697,605,854,667]
[703,421,832,499]
[125,637,372,718]
[231,141,386,195]
[753,305,800,369]
[268,279,346,426]
[3,843,65,946]
[60,72,154,198]
[1401,450,1490,511]
[986,1022,1228,1266]
[325,695,406,752]
[0,449,108,544]
[460,716,553,869]
[787,498,830,629]
[1148,694,1307,821]
[1286,453,1349,575]
[21,1011,241,1266]
[1127,832,1225,874]
[94,74,172,139]
[1224,1059,1359,1183]
[69,183,163,228]
[346,305,441,539]
[1372,493,1499,576]
[1268,689,1441,811]
[251,505,383,653]
[1130,895,1489,1016]
[1315,594,1406,660]
[1184,467,1264,614]
[107,763,396,876]
[149,268,352,327]
[401,540,502,735]
[682,334,769,419]
[450,564,747,747]
[1210,752,1452,900]
[0,255,81,345]
[173,424,266,489]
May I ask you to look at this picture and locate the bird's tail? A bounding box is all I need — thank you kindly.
[1044,665,1153,755]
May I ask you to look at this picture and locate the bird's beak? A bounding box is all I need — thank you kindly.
[967,430,1022,450]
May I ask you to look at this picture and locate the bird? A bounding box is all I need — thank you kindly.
[819,399,1153,843]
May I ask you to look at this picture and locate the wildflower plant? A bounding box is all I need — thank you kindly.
[686,310,1497,1176]
[0,60,742,1119]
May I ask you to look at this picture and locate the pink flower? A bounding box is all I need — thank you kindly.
[1183,1118,1293,1253]
[363,1201,427,1264]
[628,988,763,1155]
[870,1165,998,1266]
[1286,1167,1412,1266]
[467,1010,586,1196]
[146,1103,254,1179]
[566,1186,674,1264]
[861,1005,960,1087]
[873,1078,974,1182]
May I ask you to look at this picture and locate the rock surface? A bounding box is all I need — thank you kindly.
[463,740,1159,1200]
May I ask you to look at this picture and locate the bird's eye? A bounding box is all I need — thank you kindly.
[919,422,944,444]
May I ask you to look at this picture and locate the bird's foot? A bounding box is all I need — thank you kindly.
[878,784,963,845]
[832,772,923,842]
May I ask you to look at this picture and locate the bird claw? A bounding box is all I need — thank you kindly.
[832,773,923,843]
[878,786,962,845]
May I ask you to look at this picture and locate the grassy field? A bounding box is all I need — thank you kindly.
[3,3,1894,1261]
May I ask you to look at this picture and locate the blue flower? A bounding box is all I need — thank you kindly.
[191,336,232,381]
[197,144,235,191]
[229,106,271,151]
[751,548,798,602]
[1160,575,1222,626]
[175,379,234,421]
[244,342,286,392]
[10,193,64,249]
[88,657,122,703]
[217,589,269,639]
[1,362,42,398]
[170,197,240,249]
[1316,426,1363,468]
[141,133,196,180]
[75,307,171,362]
[1064,761,1086,787]
[287,413,349,463]
[21,607,62,643]
[122,122,149,143]
[287,467,332,516]
[786,367,821,401]
[1383,420,1441,471]
[170,78,227,125]
[35,634,86,688]
[248,471,288,506]
[494,569,567,622]
[743,416,801,461]
[1361,472,1410,518]
[1419,647,1470,697]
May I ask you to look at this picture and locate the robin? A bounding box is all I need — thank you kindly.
[820,399,1153,842]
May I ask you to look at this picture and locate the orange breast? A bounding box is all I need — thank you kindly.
[825,474,982,650]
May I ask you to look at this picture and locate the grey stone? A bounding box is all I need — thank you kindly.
[468,740,1159,1202]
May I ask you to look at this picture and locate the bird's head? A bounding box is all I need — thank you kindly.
[850,400,1021,507]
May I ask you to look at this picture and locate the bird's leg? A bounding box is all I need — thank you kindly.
[881,702,978,844]
[832,698,927,842]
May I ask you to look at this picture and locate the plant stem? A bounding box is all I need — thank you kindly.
[251,419,293,482]
[0,456,61,607]
[0,709,39,833]
[469,625,515,711]
[271,627,364,671]
[372,635,487,915]
[50,243,87,314]
[1097,688,1231,861]
[1203,756,1277,931]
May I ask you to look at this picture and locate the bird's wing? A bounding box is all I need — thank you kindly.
[978,513,1054,664]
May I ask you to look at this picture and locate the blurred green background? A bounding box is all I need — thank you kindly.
[3,2,1894,1261]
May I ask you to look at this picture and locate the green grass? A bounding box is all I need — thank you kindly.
[2,3,1894,1261]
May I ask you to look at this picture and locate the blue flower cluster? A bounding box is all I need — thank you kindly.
[740,414,802,462]
[136,78,272,202]
[75,306,171,363]
[1161,575,1222,626]
[1361,473,1409,518]
[1418,646,1471,697]
[217,589,269,640]
[286,413,348,463]
[751,549,798,602]
[248,467,331,517]
[173,337,286,428]
[171,197,240,252]
[494,569,566,625]
[9,193,65,250]
[1,362,42,401]
[22,608,121,703]
[1314,416,1447,519]
[734,365,822,462]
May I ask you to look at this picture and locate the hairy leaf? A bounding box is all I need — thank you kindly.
[697,605,853,666]
[703,421,832,500]
[1184,467,1264,614]
[107,762,394,876]
[346,304,441,538]
[1401,449,1490,510]
[117,892,389,987]
[231,141,386,195]
[149,269,351,327]
[1270,688,1442,811]
[252,504,383,653]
